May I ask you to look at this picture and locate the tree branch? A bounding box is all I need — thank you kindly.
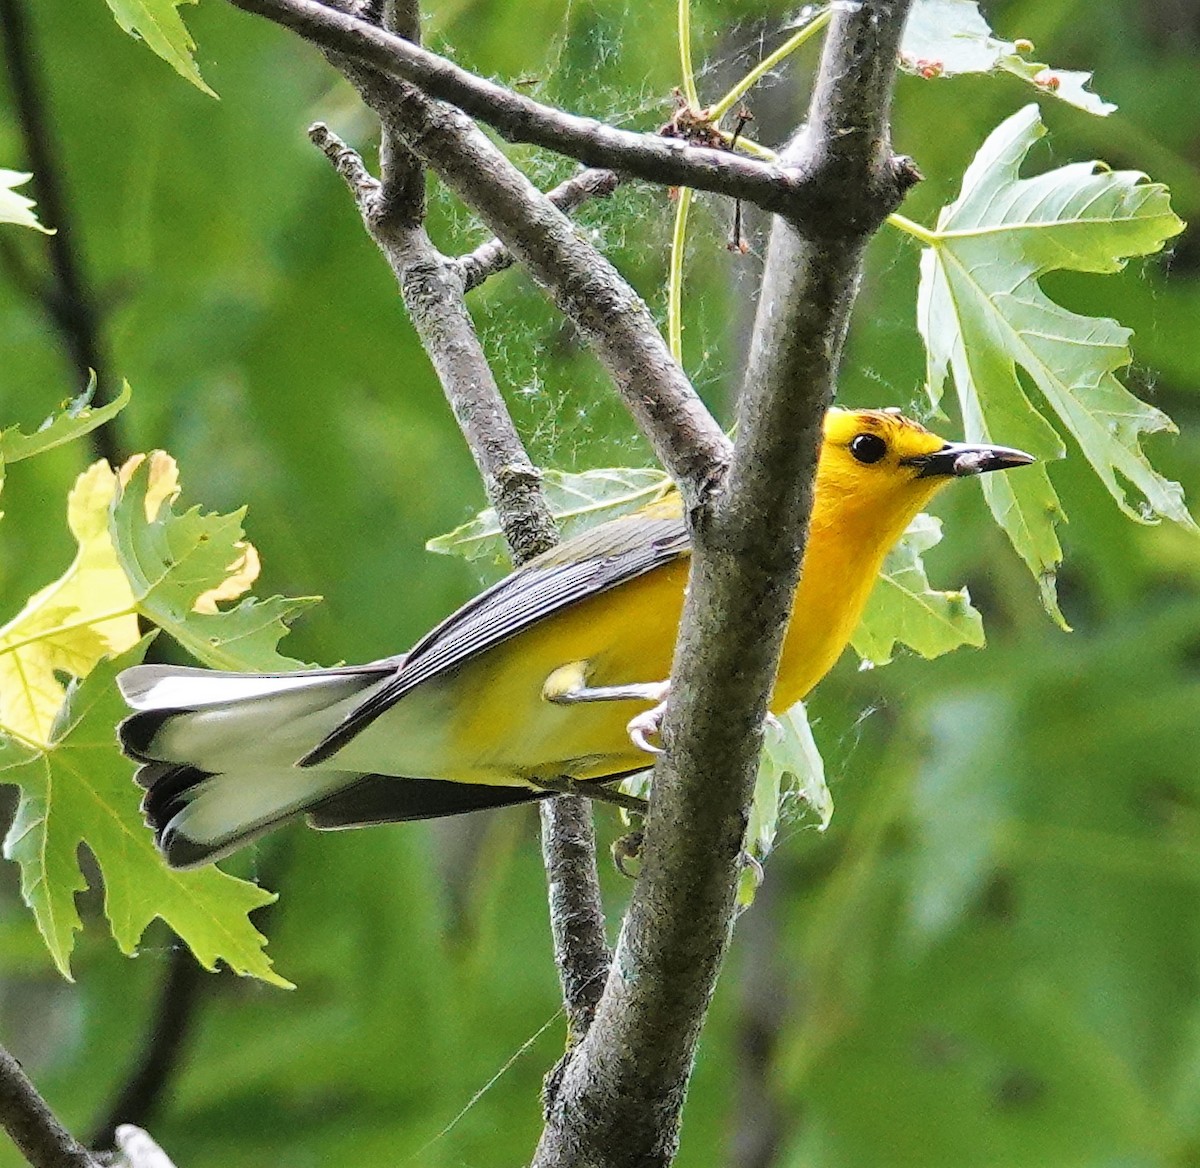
[454,169,619,293]
[239,0,731,503]
[533,3,917,1165]
[346,83,731,503]
[0,0,121,466]
[226,0,826,219]
[537,796,611,1053]
[309,122,559,564]
[0,1044,95,1168]
[308,121,613,1042]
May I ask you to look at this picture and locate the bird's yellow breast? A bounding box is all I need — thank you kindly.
[437,528,887,786]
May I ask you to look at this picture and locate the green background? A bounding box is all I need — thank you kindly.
[2,0,1199,1164]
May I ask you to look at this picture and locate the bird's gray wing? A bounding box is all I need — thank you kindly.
[300,511,689,766]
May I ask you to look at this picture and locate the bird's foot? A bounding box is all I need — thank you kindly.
[612,829,645,878]
[627,684,671,754]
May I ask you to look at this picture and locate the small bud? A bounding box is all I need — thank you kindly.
[916,58,944,79]
[1034,70,1060,91]
[1013,38,1034,53]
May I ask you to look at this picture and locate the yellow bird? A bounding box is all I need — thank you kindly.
[118,408,1033,868]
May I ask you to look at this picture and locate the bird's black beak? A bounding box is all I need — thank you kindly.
[909,441,1036,478]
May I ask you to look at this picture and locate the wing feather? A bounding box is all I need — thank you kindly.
[300,511,689,766]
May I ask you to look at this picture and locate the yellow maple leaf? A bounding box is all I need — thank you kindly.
[0,462,139,746]
[0,453,261,747]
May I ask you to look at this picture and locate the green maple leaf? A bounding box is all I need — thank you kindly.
[738,704,831,905]
[0,379,129,495]
[427,466,673,565]
[101,0,216,96]
[853,513,985,666]
[916,104,1191,621]
[109,454,318,671]
[0,380,131,467]
[1,644,289,986]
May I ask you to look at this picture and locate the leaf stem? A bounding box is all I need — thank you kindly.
[677,0,699,109]
[708,7,832,123]
[886,211,938,244]
[722,133,777,161]
[667,187,692,366]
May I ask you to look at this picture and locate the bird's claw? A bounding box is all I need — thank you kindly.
[612,830,644,877]
[627,700,668,754]
[619,681,777,749]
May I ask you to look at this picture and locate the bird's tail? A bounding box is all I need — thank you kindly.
[117,662,546,868]
[118,662,396,868]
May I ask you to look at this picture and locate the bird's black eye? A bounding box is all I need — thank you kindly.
[849,433,887,464]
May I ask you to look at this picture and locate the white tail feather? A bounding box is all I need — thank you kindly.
[118,663,390,711]
[160,766,362,868]
[169,767,353,848]
[122,667,392,772]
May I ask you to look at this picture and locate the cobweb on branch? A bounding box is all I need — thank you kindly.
[421,6,833,467]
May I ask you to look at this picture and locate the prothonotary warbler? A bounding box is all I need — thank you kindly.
[118,408,1034,868]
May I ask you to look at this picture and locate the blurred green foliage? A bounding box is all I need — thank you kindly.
[1,0,1198,1165]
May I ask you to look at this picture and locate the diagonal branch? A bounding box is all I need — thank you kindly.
[308,121,612,1040]
[306,54,731,506]
[309,123,557,563]
[455,168,619,293]
[227,0,827,219]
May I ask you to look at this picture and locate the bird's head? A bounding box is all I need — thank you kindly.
[815,407,1035,542]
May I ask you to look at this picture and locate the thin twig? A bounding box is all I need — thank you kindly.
[226,0,826,219]
[310,122,559,565]
[538,797,611,1050]
[455,168,619,293]
[0,1044,95,1168]
[0,0,121,466]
